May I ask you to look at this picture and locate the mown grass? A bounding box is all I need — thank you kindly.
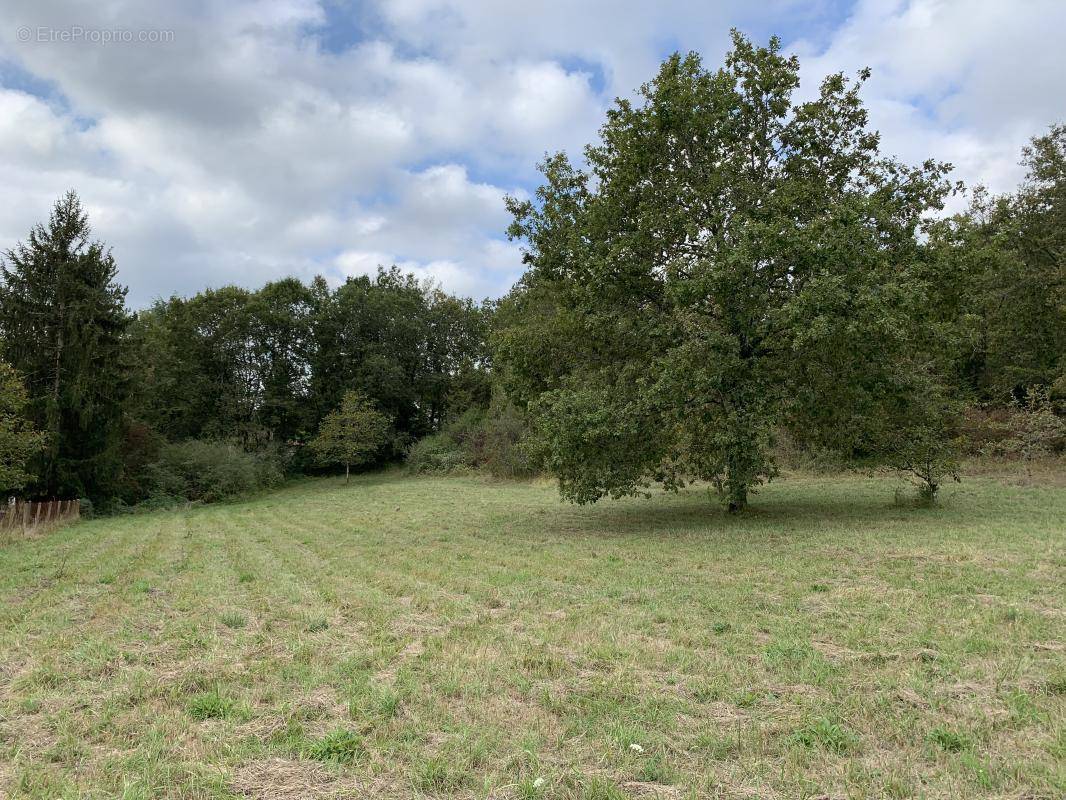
[0,469,1063,799]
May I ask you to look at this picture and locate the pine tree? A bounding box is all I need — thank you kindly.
[0,191,130,501]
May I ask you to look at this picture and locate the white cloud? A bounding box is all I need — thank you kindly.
[795,0,1066,200]
[0,0,1062,305]
[335,251,489,298]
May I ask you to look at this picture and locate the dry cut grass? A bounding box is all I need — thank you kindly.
[0,467,1063,799]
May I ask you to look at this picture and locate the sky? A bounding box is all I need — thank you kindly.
[0,0,1063,308]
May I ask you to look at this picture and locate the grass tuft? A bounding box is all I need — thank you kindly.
[927,725,972,752]
[412,754,469,792]
[187,689,241,721]
[302,728,365,764]
[220,610,246,629]
[790,717,860,754]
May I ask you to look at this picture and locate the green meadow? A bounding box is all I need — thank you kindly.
[1,471,1063,799]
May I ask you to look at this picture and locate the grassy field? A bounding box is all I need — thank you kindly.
[0,470,1063,799]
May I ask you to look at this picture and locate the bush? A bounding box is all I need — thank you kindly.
[147,440,284,503]
[772,430,847,473]
[468,403,534,477]
[956,406,1013,455]
[986,387,1066,470]
[405,400,534,477]
[406,433,470,474]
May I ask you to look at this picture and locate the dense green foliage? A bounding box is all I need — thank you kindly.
[146,439,285,505]
[129,279,317,448]
[0,40,1061,513]
[0,362,45,493]
[405,398,532,477]
[925,124,1066,401]
[0,192,130,501]
[309,391,391,483]
[309,270,490,445]
[497,33,960,510]
[129,269,489,457]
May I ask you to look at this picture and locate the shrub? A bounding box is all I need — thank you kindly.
[147,440,283,504]
[473,402,534,477]
[772,430,847,472]
[406,432,470,474]
[115,418,166,504]
[984,386,1066,476]
[405,399,533,477]
[957,407,1013,455]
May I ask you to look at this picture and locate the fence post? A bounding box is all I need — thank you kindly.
[22,501,29,533]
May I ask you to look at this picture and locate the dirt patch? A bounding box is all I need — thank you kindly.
[0,711,59,755]
[375,639,425,684]
[0,755,15,798]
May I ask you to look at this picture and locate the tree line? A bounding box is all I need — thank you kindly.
[0,32,1062,511]
[0,196,491,507]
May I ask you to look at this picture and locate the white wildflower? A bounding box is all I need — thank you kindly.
[629,743,645,753]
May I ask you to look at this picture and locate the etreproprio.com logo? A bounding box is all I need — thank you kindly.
[17,25,175,44]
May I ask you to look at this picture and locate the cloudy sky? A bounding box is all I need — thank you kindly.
[1,0,1063,307]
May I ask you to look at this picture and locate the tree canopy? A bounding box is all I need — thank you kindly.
[0,191,130,501]
[129,268,490,459]
[310,391,391,483]
[925,124,1066,402]
[497,32,958,510]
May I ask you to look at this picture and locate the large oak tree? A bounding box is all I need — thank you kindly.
[497,33,958,511]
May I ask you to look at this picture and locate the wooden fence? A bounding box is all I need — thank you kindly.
[0,499,81,536]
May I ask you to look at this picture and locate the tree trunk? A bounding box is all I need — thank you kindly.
[725,448,749,513]
[727,483,747,513]
[345,462,350,485]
